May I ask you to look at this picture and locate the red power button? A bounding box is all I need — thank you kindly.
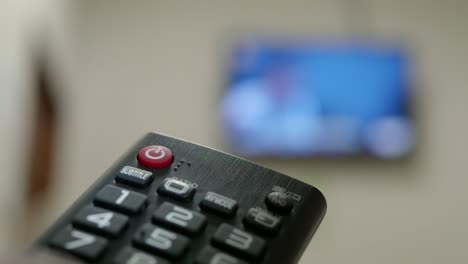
[137,145,173,169]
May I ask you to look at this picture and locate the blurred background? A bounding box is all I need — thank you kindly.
[2,0,467,263]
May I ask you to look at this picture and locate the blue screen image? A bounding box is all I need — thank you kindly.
[220,40,414,159]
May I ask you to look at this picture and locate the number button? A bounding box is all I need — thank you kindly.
[94,185,148,214]
[195,246,248,264]
[157,178,196,201]
[243,208,281,236]
[49,226,108,260]
[73,206,129,237]
[212,224,265,260]
[133,223,189,259]
[113,247,170,264]
[153,202,207,235]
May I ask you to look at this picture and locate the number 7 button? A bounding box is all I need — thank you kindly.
[49,226,108,261]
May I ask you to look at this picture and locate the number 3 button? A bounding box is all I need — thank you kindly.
[212,224,266,260]
[73,206,129,237]
[94,185,148,215]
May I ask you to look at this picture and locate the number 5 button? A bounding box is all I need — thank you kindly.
[73,206,129,237]
[153,202,207,236]
[94,185,148,214]
[133,223,189,259]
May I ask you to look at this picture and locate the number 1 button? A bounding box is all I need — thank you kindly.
[94,185,147,214]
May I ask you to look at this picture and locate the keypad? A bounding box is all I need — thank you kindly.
[45,144,301,263]
[212,224,266,260]
[243,208,281,236]
[94,185,148,214]
[113,247,170,264]
[200,192,238,217]
[196,246,249,264]
[73,206,129,237]
[133,223,190,259]
[49,183,276,263]
[157,178,196,201]
[49,226,108,261]
[153,202,207,236]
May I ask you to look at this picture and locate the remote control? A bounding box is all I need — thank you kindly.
[35,132,326,264]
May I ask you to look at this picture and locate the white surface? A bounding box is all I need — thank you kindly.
[0,0,40,252]
[3,1,468,263]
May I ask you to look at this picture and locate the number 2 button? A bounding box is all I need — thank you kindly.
[153,202,207,236]
[73,206,129,237]
[94,185,148,214]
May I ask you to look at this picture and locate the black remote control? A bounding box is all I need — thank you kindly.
[35,133,326,264]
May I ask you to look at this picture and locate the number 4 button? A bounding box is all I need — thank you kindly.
[73,206,129,237]
[94,185,148,214]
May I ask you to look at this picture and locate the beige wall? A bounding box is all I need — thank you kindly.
[10,1,468,263]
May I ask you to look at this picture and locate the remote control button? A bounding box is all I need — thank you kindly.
[157,178,196,201]
[196,246,249,264]
[265,192,294,215]
[115,166,154,187]
[133,223,189,259]
[153,202,207,235]
[72,206,129,237]
[212,224,266,260]
[243,208,281,236]
[200,192,238,217]
[113,247,170,264]
[94,185,148,215]
[138,145,173,169]
[49,226,108,261]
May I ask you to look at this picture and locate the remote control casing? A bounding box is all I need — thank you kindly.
[35,132,327,263]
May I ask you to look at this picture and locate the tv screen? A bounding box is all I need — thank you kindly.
[220,39,414,159]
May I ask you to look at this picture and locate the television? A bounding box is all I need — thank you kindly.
[220,38,415,159]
